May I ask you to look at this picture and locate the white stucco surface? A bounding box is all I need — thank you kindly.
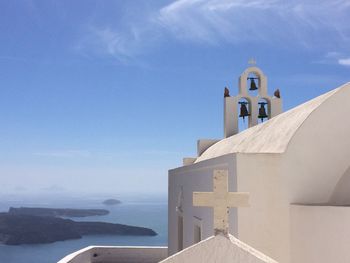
[290,205,350,263]
[160,234,277,263]
[283,82,350,204]
[196,86,343,162]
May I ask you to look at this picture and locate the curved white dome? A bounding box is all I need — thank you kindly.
[195,85,346,163]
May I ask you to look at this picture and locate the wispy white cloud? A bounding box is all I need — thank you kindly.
[338,57,350,66]
[156,0,350,47]
[77,0,350,60]
[156,0,280,44]
[88,26,148,59]
[75,19,160,64]
[75,26,137,63]
[315,51,350,67]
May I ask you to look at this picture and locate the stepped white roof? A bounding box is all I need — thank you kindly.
[159,234,277,263]
[195,84,348,163]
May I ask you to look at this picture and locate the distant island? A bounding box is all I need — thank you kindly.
[9,207,109,217]
[0,213,157,245]
[103,199,121,205]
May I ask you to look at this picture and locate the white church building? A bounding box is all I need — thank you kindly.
[59,65,350,263]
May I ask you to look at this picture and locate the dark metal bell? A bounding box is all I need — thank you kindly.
[239,102,250,120]
[249,78,258,91]
[258,102,268,122]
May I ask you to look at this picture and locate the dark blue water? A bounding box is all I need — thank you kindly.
[0,194,168,263]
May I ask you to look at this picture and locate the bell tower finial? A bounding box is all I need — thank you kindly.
[248,58,257,66]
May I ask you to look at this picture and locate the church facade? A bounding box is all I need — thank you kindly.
[59,65,350,263]
[168,65,350,263]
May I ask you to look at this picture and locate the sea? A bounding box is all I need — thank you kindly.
[0,193,168,263]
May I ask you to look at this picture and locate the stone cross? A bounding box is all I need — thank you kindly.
[193,170,249,236]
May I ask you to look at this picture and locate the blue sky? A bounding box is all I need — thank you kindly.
[0,0,349,195]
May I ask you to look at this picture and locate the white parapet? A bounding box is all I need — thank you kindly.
[183,158,197,166]
[58,246,168,263]
[197,139,220,157]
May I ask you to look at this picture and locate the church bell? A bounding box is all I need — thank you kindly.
[249,78,258,91]
[258,102,268,122]
[239,102,250,120]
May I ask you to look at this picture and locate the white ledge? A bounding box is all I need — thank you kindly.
[58,246,168,263]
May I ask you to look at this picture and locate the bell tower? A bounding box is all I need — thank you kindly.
[182,61,283,166]
[224,61,283,138]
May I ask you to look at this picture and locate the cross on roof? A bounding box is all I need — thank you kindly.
[193,170,250,236]
[248,58,257,65]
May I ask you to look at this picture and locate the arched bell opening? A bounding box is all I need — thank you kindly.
[247,72,260,97]
[238,97,251,132]
[257,98,270,124]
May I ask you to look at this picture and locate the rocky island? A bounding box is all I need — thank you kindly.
[9,207,109,217]
[102,199,121,205]
[0,213,157,245]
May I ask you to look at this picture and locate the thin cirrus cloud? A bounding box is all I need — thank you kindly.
[338,58,350,66]
[78,0,350,61]
[75,26,136,61]
[316,51,350,67]
[75,20,160,63]
[156,0,350,46]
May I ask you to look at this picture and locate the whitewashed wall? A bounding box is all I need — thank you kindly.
[168,154,238,256]
[283,83,350,205]
[236,153,287,263]
[169,152,287,262]
[291,205,350,263]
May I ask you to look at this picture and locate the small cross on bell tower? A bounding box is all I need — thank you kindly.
[248,58,257,66]
[223,61,283,138]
